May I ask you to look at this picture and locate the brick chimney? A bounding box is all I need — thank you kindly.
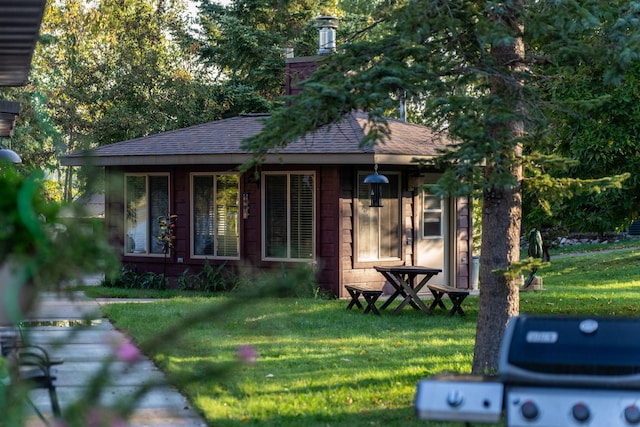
[285,16,338,97]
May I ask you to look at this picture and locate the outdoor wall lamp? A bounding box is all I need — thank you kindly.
[0,138,21,163]
[363,165,388,208]
[0,147,21,163]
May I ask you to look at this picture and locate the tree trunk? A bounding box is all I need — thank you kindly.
[472,181,522,373]
[63,165,73,203]
[472,2,526,374]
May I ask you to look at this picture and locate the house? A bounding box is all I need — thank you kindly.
[0,0,47,162]
[61,20,474,298]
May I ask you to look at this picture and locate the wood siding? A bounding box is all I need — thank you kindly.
[104,164,471,296]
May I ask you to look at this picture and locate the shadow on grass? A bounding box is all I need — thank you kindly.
[205,405,497,427]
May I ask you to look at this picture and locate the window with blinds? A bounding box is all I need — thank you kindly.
[422,192,443,238]
[124,174,170,255]
[263,172,315,261]
[357,172,401,261]
[192,174,239,259]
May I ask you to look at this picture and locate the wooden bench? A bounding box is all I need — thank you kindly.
[427,284,470,317]
[345,285,384,315]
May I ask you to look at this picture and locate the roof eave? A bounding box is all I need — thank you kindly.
[60,153,436,167]
[0,0,47,87]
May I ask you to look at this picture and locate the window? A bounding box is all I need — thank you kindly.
[125,174,169,255]
[357,172,401,261]
[422,192,443,238]
[263,172,315,260]
[192,174,240,258]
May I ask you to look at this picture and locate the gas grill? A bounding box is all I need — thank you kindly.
[415,315,640,426]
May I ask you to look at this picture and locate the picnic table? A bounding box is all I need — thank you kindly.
[375,266,441,315]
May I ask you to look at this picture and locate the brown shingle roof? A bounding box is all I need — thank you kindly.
[62,111,453,166]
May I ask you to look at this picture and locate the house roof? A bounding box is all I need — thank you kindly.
[61,111,453,167]
[0,0,46,140]
[0,0,46,87]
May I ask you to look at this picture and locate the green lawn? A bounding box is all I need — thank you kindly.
[99,247,640,426]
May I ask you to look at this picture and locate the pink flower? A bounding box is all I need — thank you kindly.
[115,340,141,363]
[237,345,258,365]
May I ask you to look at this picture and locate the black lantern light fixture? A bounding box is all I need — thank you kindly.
[363,165,389,208]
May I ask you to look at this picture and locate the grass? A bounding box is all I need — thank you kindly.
[530,234,640,257]
[98,246,640,427]
[83,286,215,299]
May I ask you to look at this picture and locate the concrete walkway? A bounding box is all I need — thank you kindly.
[21,291,207,427]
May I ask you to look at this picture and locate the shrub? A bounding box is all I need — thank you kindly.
[104,267,166,290]
[177,260,231,292]
[233,261,320,298]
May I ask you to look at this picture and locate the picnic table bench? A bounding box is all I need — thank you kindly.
[345,285,384,315]
[427,284,470,317]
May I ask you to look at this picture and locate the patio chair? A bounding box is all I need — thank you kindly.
[2,327,63,422]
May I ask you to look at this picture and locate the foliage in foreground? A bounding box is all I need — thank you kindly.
[101,248,640,426]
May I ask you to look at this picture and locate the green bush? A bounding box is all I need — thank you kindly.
[103,260,326,297]
[177,260,230,292]
[233,262,321,298]
[104,267,166,290]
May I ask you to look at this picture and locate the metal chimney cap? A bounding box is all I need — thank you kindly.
[315,16,339,29]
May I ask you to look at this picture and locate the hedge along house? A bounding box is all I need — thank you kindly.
[62,20,474,297]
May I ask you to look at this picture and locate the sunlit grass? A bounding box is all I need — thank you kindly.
[100,247,640,426]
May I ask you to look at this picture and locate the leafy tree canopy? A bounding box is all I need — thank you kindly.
[192,0,398,102]
[524,58,640,235]
[2,0,271,198]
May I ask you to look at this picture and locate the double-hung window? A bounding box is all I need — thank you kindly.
[124,174,169,255]
[191,174,240,258]
[357,171,401,261]
[422,192,443,238]
[262,172,315,261]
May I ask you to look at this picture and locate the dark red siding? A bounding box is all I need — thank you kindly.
[104,164,471,295]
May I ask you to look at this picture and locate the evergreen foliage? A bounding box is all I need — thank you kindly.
[242,0,640,370]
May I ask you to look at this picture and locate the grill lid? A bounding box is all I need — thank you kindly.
[499,315,640,388]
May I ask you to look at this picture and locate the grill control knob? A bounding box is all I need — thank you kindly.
[446,389,464,408]
[521,400,539,420]
[625,405,640,424]
[572,402,590,423]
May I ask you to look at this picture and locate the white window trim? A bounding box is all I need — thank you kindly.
[261,171,316,262]
[124,173,170,257]
[422,191,443,240]
[190,172,241,260]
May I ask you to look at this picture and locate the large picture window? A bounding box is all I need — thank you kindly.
[192,174,240,258]
[357,172,401,261]
[125,174,169,255]
[263,172,315,260]
[422,192,443,238]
